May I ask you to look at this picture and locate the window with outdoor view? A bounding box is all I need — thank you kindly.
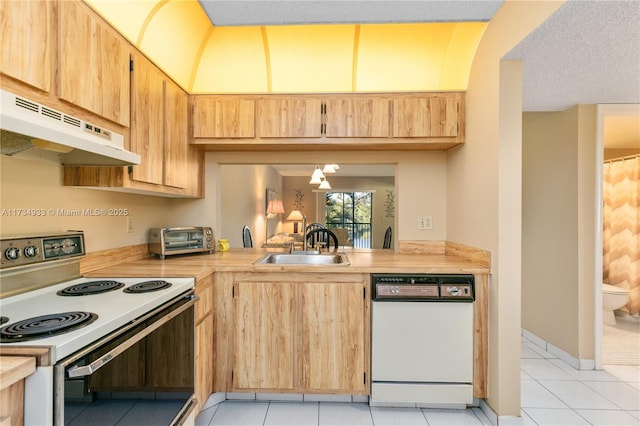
[325,191,372,248]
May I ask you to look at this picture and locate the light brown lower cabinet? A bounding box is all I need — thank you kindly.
[195,274,214,412]
[215,272,369,395]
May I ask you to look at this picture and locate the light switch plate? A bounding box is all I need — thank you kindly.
[418,216,433,230]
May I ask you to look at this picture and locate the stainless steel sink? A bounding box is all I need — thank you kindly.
[253,253,350,266]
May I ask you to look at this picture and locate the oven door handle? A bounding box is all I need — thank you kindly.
[67,295,198,378]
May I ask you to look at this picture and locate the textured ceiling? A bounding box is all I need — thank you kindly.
[505,0,640,112]
[199,0,504,26]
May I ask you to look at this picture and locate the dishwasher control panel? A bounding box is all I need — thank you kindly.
[371,274,474,302]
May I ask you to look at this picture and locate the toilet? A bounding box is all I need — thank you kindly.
[602,283,629,325]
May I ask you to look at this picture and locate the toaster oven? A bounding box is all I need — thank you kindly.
[148,227,214,259]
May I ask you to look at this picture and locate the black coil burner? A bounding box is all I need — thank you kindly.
[0,311,98,343]
[124,280,172,293]
[57,280,125,296]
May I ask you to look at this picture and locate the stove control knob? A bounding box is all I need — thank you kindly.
[4,247,21,261]
[24,245,39,258]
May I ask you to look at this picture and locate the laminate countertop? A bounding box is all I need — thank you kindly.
[0,356,35,390]
[84,248,490,281]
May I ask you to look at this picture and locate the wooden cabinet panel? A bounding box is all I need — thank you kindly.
[196,313,213,411]
[195,274,214,322]
[164,80,188,188]
[392,94,460,138]
[195,274,214,411]
[234,281,296,390]
[226,273,369,394]
[193,97,255,138]
[325,97,390,138]
[59,1,130,126]
[63,56,202,197]
[302,282,367,392]
[0,0,53,92]
[258,97,322,138]
[130,52,164,185]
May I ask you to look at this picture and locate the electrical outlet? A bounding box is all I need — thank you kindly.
[126,216,134,233]
[418,215,433,230]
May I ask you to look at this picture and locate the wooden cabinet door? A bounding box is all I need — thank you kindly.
[196,314,213,410]
[59,1,130,126]
[0,0,53,92]
[258,97,322,138]
[234,281,296,390]
[195,274,214,410]
[325,97,390,138]
[193,97,255,138]
[392,94,459,138]
[163,80,188,188]
[130,53,164,185]
[301,282,367,393]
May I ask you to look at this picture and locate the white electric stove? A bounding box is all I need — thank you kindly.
[0,231,197,426]
[0,276,195,363]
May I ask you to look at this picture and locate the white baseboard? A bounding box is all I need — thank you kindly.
[522,328,595,370]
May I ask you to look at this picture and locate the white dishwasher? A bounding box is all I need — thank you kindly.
[370,274,475,408]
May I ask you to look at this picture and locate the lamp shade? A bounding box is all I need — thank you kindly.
[286,210,304,221]
[311,166,324,180]
[309,175,322,184]
[319,178,331,189]
[266,200,285,215]
[322,164,336,174]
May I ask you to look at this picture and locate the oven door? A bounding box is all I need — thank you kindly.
[54,291,197,426]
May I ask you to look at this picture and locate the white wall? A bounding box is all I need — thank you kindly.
[0,155,170,252]
[218,164,283,248]
[447,0,566,417]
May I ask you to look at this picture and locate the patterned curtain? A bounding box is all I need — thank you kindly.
[603,156,640,315]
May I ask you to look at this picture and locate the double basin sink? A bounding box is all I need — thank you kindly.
[254,252,350,266]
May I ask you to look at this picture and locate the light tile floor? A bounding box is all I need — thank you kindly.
[196,335,640,425]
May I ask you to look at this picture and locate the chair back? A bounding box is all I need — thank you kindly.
[306,228,338,250]
[242,225,253,248]
[383,226,392,249]
[305,222,325,233]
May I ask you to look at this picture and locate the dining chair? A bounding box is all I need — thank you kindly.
[306,228,338,251]
[383,226,392,249]
[242,225,253,248]
[305,222,325,233]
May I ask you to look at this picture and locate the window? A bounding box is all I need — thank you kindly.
[325,191,372,248]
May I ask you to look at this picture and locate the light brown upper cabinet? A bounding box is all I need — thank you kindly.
[163,80,189,189]
[0,0,54,93]
[131,52,188,189]
[193,96,255,139]
[324,96,390,138]
[58,1,130,126]
[392,93,461,138]
[258,97,323,138]
[130,52,164,186]
[192,92,464,151]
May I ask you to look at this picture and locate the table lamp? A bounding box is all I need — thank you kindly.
[286,210,304,233]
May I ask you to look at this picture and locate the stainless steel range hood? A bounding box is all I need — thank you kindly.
[0,90,141,166]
